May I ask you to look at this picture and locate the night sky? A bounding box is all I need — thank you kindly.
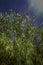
[0,0,43,27]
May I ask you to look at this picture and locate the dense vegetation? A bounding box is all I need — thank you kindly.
[0,11,43,65]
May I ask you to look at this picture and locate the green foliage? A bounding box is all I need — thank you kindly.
[0,11,43,65]
[0,33,14,65]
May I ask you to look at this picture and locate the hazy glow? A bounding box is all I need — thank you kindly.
[30,0,43,12]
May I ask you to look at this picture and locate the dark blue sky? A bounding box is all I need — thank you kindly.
[0,0,29,13]
[0,0,43,27]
